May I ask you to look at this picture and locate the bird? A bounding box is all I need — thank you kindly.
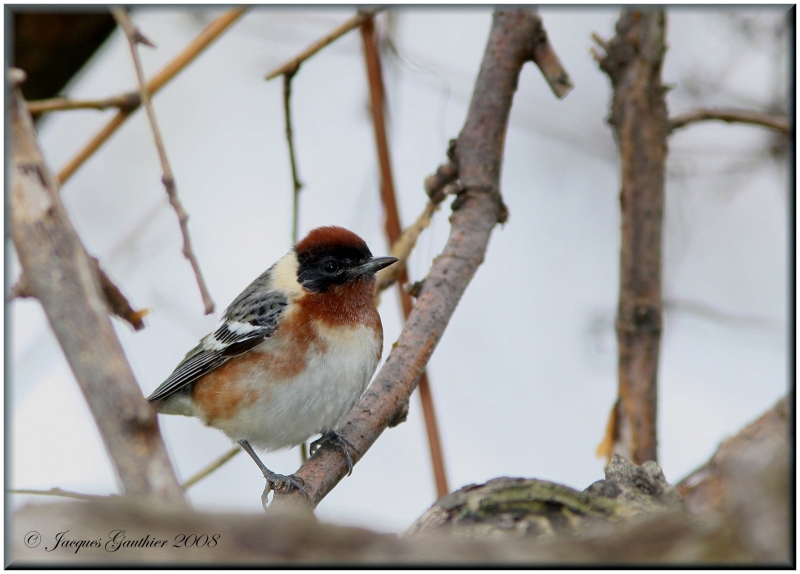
[147,226,397,502]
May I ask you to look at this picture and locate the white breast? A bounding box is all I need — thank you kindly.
[214,321,381,452]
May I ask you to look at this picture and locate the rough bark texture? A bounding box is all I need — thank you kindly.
[9,77,184,500]
[407,455,684,539]
[272,8,570,510]
[677,396,789,517]
[597,9,668,465]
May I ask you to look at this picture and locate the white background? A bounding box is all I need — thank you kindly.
[10,6,789,532]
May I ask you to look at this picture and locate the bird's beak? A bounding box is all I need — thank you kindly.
[354,256,398,276]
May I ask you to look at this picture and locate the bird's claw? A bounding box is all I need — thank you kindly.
[309,431,358,476]
[260,471,308,509]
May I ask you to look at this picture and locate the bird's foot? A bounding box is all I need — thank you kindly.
[260,470,307,509]
[309,430,359,476]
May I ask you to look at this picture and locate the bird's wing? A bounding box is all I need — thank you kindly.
[146,280,288,403]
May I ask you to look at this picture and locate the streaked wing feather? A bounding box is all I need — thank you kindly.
[147,285,288,403]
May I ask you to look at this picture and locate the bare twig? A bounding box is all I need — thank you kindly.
[374,199,441,296]
[265,8,385,81]
[57,7,247,185]
[181,446,241,490]
[9,70,184,500]
[11,260,148,331]
[669,107,790,134]
[27,93,140,115]
[283,71,304,246]
[595,10,668,465]
[528,10,573,98]
[272,8,571,510]
[8,488,115,502]
[361,15,449,497]
[113,7,215,315]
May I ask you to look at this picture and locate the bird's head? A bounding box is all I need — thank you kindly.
[294,226,397,294]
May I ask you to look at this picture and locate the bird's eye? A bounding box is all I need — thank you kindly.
[323,260,339,274]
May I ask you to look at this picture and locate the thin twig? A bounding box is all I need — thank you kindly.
[181,446,242,490]
[9,488,115,502]
[272,8,571,510]
[57,7,247,185]
[265,8,385,80]
[10,259,148,331]
[669,107,790,134]
[283,71,304,246]
[112,7,215,315]
[361,15,449,497]
[280,70,307,464]
[27,93,140,115]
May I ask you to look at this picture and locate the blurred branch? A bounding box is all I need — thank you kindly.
[9,488,114,502]
[9,69,184,500]
[113,7,215,315]
[595,10,668,465]
[27,92,140,115]
[360,15,449,498]
[181,446,241,490]
[57,7,247,185]
[669,107,790,135]
[273,8,572,510]
[264,8,384,80]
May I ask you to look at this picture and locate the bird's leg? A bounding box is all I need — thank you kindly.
[309,430,359,476]
[237,440,307,506]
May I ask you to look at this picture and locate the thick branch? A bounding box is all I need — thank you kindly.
[9,72,184,500]
[113,7,215,315]
[273,8,570,510]
[669,107,790,135]
[57,8,247,185]
[596,10,668,465]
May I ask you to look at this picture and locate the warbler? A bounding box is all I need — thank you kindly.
[147,226,397,499]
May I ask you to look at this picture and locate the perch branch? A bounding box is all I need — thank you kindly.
[113,7,215,315]
[9,70,184,500]
[57,7,247,185]
[669,107,790,134]
[272,8,571,510]
[595,10,668,465]
[264,8,385,80]
[27,93,140,115]
[360,15,449,497]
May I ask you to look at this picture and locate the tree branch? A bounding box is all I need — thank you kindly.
[57,7,247,185]
[27,92,140,115]
[181,446,241,490]
[9,69,184,500]
[11,258,148,331]
[360,15,449,497]
[272,8,572,510]
[9,488,115,502]
[264,8,384,80]
[595,10,668,465]
[669,107,790,134]
[112,7,215,315]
